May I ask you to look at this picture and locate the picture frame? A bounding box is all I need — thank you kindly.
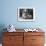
[17,7,35,21]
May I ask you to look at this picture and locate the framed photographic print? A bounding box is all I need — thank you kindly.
[17,7,35,21]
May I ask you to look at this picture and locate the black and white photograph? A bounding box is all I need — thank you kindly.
[18,7,35,21]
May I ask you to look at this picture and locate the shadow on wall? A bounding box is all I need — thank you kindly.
[0,24,7,43]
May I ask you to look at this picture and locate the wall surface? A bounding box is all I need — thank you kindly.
[0,0,46,31]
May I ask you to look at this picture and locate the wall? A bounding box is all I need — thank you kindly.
[0,0,46,30]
